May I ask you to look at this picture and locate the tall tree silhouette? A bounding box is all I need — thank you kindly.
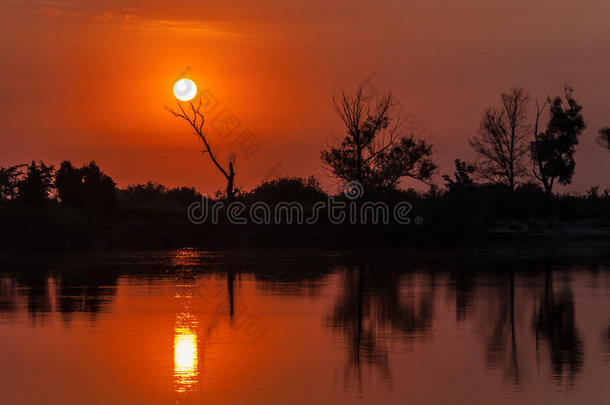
[469,87,530,190]
[56,161,117,213]
[530,86,586,195]
[168,99,237,201]
[321,85,436,190]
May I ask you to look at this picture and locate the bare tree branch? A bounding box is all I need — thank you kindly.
[167,98,237,200]
[469,88,530,190]
[323,85,436,190]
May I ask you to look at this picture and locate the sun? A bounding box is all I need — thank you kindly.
[173,78,197,101]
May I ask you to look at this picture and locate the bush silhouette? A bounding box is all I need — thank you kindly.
[246,176,327,205]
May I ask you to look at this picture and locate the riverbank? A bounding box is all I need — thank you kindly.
[1,202,610,253]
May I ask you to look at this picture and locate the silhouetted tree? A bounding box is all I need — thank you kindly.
[121,182,167,205]
[321,85,436,190]
[16,161,55,206]
[119,182,200,209]
[165,186,202,206]
[247,176,326,205]
[530,86,586,195]
[167,99,237,201]
[0,164,25,201]
[55,161,82,205]
[443,159,476,193]
[74,162,116,210]
[56,161,117,212]
[470,88,530,190]
[598,127,610,150]
[585,186,601,200]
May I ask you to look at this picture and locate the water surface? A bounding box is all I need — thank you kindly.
[1,249,609,404]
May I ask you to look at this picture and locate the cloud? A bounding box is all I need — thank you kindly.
[129,17,241,38]
[31,2,242,38]
[38,7,62,17]
[89,9,240,37]
[36,1,83,18]
[91,9,137,23]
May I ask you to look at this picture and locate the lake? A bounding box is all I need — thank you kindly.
[1,248,609,404]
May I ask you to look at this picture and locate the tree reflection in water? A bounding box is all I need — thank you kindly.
[326,258,590,392]
[604,323,610,360]
[483,270,523,386]
[532,269,584,385]
[0,251,606,397]
[0,277,17,314]
[0,264,119,325]
[326,257,435,390]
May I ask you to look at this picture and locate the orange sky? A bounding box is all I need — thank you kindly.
[1,0,609,194]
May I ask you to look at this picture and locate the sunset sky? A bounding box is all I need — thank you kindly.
[1,0,609,194]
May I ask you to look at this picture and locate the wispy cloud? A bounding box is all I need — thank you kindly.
[32,2,241,38]
[130,18,241,38]
[38,7,62,17]
[90,9,239,37]
[35,0,83,17]
[91,9,139,23]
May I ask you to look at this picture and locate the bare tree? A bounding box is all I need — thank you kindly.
[167,99,237,201]
[469,88,530,190]
[321,85,436,190]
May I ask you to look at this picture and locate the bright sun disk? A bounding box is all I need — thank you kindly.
[173,78,197,101]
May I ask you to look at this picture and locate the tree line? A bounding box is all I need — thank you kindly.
[324,84,608,196]
[1,83,609,211]
[0,161,202,213]
[164,82,609,201]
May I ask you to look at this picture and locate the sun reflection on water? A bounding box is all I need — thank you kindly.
[174,325,199,392]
